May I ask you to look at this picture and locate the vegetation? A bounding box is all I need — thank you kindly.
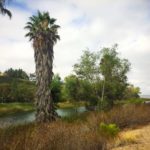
[0,104,149,150]
[4,68,29,80]
[0,76,36,103]
[0,0,12,18]
[99,44,130,108]
[99,122,120,138]
[25,11,60,122]
[0,44,141,110]
[62,45,134,109]
[0,102,34,117]
[51,74,63,103]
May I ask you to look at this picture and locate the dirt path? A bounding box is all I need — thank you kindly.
[112,124,150,150]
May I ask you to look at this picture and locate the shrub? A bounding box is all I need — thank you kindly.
[99,122,120,138]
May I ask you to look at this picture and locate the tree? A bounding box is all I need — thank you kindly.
[25,11,60,122]
[0,0,12,18]
[99,44,130,107]
[5,68,29,80]
[51,74,62,103]
[64,75,80,102]
[123,84,140,99]
[0,83,11,102]
[74,50,100,82]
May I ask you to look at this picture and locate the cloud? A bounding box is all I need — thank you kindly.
[0,0,150,94]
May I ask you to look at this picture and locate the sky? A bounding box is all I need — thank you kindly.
[0,0,150,95]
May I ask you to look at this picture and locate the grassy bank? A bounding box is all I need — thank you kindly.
[115,98,150,105]
[0,103,34,117]
[57,101,87,108]
[0,104,150,150]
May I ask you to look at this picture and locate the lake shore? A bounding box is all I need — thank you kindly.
[0,101,87,118]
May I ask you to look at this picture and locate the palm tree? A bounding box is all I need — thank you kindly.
[25,11,60,122]
[0,0,12,18]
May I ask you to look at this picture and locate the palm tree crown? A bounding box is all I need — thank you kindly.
[0,0,12,18]
[25,11,60,43]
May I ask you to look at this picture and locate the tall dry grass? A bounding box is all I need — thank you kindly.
[0,104,149,150]
[0,122,106,150]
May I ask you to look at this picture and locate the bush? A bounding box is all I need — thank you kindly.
[99,122,120,138]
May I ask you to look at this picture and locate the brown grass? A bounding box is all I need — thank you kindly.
[112,123,150,150]
[0,104,149,150]
[0,122,106,150]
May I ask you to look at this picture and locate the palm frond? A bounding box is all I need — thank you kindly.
[49,18,56,25]
[25,11,60,43]
[0,0,12,19]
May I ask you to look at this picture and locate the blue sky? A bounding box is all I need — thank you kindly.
[0,0,150,95]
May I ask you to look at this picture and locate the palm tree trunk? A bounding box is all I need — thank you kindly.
[34,39,57,122]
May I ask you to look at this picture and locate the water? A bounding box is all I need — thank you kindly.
[140,95,150,99]
[0,107,86,128]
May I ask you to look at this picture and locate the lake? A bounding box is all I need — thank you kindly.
[0,106,86,128]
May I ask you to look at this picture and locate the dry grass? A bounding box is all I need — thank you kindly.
[87,104,150,130]
[0,122,107,150]
[0,104,149,150]
[112,124,150,150]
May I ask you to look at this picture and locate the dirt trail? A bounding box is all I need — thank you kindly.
[112,124,150,150]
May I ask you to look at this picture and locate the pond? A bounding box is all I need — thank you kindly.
[0,106,86,128]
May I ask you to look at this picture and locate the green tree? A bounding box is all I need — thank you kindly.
[99,44,130,108]
[0,0,11,18]
[74,50,100,82]
[5,68,29,80]
[51,74,62,103]
[25,11,60,122]
[79,79,98,105]
[64,75,80,102]
[123,84,140,99]
[0,83,11,102]
[73,50,102,105]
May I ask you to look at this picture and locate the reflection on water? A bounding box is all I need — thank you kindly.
[0,107,86,128]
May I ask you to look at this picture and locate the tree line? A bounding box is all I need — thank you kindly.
[0,45,140,107]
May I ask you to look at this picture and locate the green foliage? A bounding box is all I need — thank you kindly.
[25,11,60,42]
[4,68,29,80]
[126,99,144,104]
[98,98,110,111]
[51,74,63,103]
[63,75,98,105]
[115,98,145,105]
[74,50,100,81]
[99,44,131,106]
[0,83,11,102]
[64,75,80,101]
[71,45,131,108]
[0,76,36,103]
[99,122,120,138]
[123,84,140,99]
